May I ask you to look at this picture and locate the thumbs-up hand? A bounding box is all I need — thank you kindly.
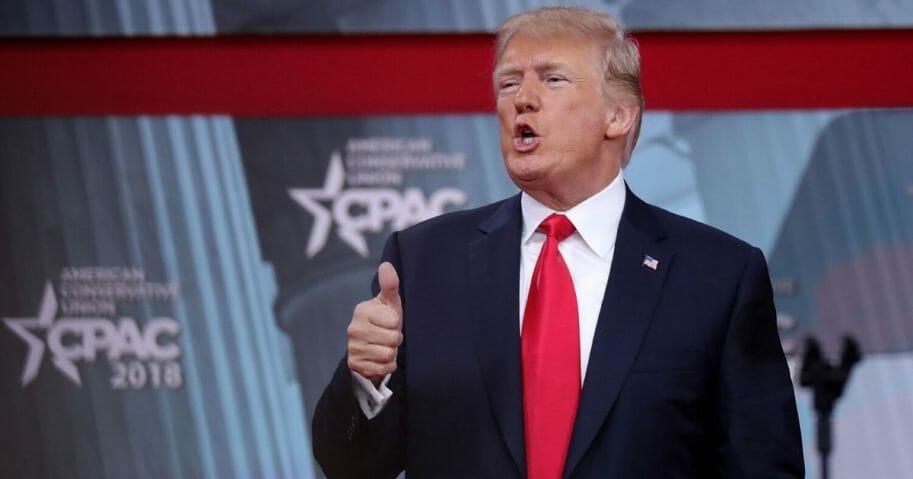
[347,262,404,386]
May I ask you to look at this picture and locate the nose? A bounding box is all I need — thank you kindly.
[513,77,541,113]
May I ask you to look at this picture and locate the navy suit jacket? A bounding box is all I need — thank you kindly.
[312,187,804,478]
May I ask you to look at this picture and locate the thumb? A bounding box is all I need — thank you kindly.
[376,262,402,317]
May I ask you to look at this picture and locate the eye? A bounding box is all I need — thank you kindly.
[546,75,568,84]
[498,80,520,93]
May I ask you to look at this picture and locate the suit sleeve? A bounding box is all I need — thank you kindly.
[717,247,805,478]
[311,233,407,478]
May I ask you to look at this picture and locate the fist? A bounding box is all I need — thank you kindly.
[347,262,404,385]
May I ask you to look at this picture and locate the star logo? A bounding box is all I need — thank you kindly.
[288,149,468,259]
[289,152,348,258]
[3,281,81,386]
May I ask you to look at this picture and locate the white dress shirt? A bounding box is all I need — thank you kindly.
[519,171,626,380]
[353,172,627,418]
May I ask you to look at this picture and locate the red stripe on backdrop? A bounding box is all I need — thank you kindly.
[1,30,912,116]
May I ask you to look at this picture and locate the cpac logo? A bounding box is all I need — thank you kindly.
[3,282,181,387]
[290,153,466,258]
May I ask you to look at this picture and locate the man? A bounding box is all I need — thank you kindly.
[312,6,803,478]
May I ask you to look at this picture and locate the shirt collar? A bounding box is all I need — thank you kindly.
[520,171,626,259]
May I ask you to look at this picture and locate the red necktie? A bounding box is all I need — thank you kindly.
[522,214,580,479]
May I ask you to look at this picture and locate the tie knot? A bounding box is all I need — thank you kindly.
[539,214,576,242]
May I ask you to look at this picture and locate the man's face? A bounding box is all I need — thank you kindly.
[495,33,620,208]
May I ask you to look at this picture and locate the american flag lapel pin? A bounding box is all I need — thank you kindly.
[642,255,659,270]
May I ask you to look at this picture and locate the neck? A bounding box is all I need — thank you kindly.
[523,189,587,212]
[522,168,621,212]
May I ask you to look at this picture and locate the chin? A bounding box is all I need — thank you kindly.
[505,163,531,180]
[506,155,548,177]
[506,170,544,189]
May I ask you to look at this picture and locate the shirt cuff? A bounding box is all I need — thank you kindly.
[351,371,393,419]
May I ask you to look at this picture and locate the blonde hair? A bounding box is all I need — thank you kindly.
[494,6,644,165]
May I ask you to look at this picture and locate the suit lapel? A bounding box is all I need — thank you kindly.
[470,195,526,475]
[563,187,675,478]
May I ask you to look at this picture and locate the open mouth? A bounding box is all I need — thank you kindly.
[520,128,536,145]
[514,123,539,147]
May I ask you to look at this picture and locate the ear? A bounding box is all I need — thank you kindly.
[604,98,639,140]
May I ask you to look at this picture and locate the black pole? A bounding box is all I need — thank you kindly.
[799,336,860,479]
[818,414,830,479]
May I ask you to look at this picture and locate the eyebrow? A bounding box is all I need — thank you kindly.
[494,61,572,79]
